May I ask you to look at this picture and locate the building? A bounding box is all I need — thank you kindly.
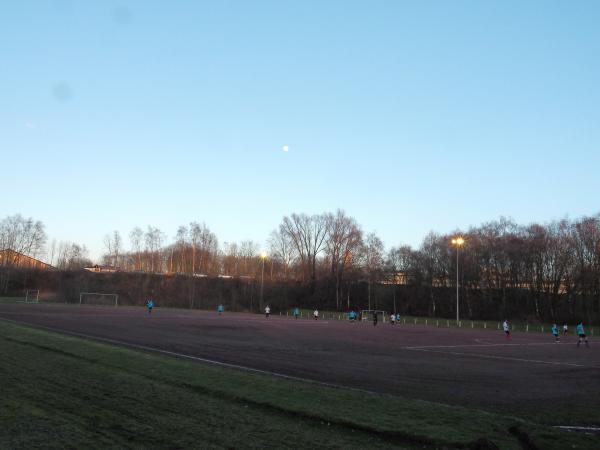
[0,249,55,270]
[83,265,120,273]
[381,271,410,285]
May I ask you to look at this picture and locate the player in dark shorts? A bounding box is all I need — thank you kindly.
[502,320,511,340]
[373,311,378,326]
[146,299,154,314]
[576,322,590,348]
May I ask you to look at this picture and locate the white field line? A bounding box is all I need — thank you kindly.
[554,425,600,433]
[0,317,383,397]
[405,342,559,350]
[2,313,597,370]
[406,348,599,368]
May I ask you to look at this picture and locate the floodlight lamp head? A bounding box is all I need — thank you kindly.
[452,237,465,246]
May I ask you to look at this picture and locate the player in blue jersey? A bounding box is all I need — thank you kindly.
[576,322,590,348]
[146,299,154,314]
[551,324,560,343]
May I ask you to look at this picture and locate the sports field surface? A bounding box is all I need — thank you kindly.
[1,302,599,448]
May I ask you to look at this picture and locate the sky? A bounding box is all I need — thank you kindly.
[2,1,599,261]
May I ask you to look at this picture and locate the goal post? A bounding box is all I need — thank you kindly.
[79,292,119,307]
[360,310,387,323]
[24,289,40,303]
[26,289,39,303]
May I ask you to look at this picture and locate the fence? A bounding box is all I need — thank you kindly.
[281,309,596,335]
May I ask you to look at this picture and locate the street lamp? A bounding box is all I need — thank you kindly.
[260,252,267,312]
[451,237,465,324]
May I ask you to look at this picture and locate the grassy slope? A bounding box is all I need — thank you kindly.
[0,320,598,449]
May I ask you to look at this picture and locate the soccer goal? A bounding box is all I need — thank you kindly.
[360,310,387,323]
[25,289,40,303]
[79,292,119,307]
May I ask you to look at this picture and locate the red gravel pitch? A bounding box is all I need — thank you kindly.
[1,303,599,421]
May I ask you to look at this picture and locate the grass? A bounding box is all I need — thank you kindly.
[0,297,26,304]
[1,321,598,449]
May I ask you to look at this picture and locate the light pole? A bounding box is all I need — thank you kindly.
[260,252,267,312]
[451,237,465,324]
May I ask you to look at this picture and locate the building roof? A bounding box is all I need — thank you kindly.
[0,248,55,270]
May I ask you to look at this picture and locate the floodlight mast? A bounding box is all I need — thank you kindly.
[451,237,465,324]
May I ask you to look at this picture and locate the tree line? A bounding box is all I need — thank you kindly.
[98,211,600,320]
[2,212,600,321]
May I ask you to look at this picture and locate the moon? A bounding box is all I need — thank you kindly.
[282,145,289,152]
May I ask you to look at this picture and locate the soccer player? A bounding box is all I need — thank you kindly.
[372,310,378,326]
[551,323,560,343]
[265,305,270,318]
[390,313,396,325]
[563,323,568,336]
[396,313,401,324]
[217,304,224,315]
[313,309,319,320]
[146,298,154,315]
[576,322,590,348]
[502,320,511,340]
[293,307,300,319]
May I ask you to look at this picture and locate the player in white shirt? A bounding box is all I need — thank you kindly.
[313,309,319,320]
[265,305,270,319]
[502,320,511,340]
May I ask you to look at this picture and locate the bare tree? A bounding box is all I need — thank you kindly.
[268,228,296,280]
[0,214,47,293]
[55,241,92,270]
[0,214,47,264]
[48,239,57,267]
[414,232,448,316]
[362,232,385,310]
[129,227,143,270]
[189,222,201,275]
[240,240,259,276]
[144,226,165,272]
[387,245,419,282]
[280,213,328,283]
[221,242,239,276]
[175,225,188,273]
[324,210,363,309]
[103,230,122,268]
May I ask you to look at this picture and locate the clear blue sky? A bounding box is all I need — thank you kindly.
[2,1,599,261]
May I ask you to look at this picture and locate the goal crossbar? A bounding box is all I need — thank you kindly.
[360,310,388,322]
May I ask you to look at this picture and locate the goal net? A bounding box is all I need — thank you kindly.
[25,289,40,303]
[79,292,119,307]
[360,310,387,323]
